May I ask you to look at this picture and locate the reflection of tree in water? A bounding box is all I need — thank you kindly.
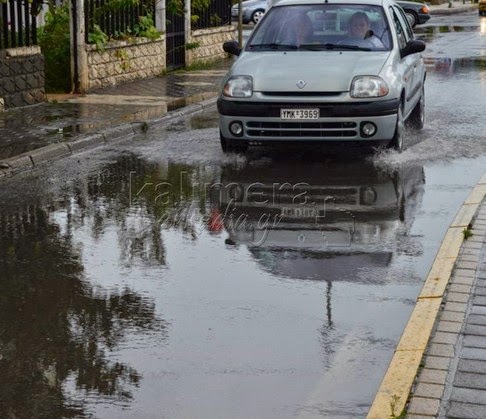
[0,205,165,419]
[62,153,218,267]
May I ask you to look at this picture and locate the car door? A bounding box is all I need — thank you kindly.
[389,5,420,117]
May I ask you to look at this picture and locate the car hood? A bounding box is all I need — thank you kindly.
[233,51,390,92]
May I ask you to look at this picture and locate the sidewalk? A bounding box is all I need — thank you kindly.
[0,58,233,176]
[367,180,486,418]
[428,0,478,15]
[406,201,486,418]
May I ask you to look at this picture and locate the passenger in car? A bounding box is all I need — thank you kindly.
[282,12,314,46]
[347,11,385,48]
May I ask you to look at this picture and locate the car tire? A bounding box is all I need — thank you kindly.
[405,10,418,28]
[409,86,425,130]
[220,131,248,154]
[251,9,265,24]
[389,103,404,152]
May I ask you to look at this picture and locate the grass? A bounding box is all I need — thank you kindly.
[390,395,407,419]
[463,223,474,240]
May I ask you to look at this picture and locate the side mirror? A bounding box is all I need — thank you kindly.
[400,39,426,59]
[223,40,242,56]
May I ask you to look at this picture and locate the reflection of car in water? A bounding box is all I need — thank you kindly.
[212,159,424,280]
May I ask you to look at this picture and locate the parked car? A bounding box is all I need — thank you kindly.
[240,0,431,27]
[231,0,268,24]
[479,0,486,15]
[218,0,426,153]
[396,0,430,27]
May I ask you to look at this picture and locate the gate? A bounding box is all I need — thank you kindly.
[165,10,185,70]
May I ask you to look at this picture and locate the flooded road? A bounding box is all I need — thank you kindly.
[1,14,486,419]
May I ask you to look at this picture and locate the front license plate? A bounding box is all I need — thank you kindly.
[281,207,317,218]
[280,109,319,120]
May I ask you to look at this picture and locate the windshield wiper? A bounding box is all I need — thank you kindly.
[330,43,371,51]
[248,43,298,50]
[297,43,371,51]
[297,43,336,50]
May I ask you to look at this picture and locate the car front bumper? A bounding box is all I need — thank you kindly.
[417,13,431,24]
[218,98,399,143]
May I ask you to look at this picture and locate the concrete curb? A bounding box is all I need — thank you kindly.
[0,94,219,179]
[148,97,218,130]
[430,4,478,15]
[367,173,486,418]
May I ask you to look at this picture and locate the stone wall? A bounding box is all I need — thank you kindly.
[86,37,166,91]
[187,25,237,65]
[0,46,45,110]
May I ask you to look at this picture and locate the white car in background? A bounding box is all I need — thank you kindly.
[218,0,426,153]
[267,0,431,26]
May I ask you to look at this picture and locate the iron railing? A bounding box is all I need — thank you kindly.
[0,0,41,49]
[84,0,156,43]
[192,0,232,30]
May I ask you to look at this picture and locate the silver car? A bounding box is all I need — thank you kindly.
[231,0,267,24]
[218,0,426,153]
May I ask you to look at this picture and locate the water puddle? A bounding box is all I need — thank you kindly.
[0,43,485,419]
[1,117,486,417]
[424,56,486,74]
[0,151,429,418]
[416,25,479,34]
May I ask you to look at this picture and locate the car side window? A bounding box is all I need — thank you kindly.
[395,6,414,40]
[389,6,409,50]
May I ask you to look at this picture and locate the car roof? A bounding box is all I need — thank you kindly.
[394,0,424,5]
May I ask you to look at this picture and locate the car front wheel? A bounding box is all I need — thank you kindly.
[389,103,404,152]
[251,9,265,24]
[409,86,425,130]
[405,10,418,28]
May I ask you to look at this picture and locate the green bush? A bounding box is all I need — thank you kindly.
[134,14,161,40]
[38,4,71,93]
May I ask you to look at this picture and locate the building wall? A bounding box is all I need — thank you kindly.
[86,37,166,91]
[187,25,237,65]
[0,46,45,110]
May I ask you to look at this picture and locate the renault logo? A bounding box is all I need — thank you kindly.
[296,80,306,89]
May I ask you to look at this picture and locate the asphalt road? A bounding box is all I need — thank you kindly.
[0,12,485,419]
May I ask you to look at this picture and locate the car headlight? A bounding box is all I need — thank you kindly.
[223,76,253,98]
[350,76,389,98]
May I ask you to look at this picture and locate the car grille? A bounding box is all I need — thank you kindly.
[244,184,360,205]
[245,121,357,138]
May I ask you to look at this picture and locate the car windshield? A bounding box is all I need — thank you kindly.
[247,4,392,52]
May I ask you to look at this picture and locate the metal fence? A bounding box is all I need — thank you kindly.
[191,0,232,30]
[84,0,156,43]
[0,0,41,49]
